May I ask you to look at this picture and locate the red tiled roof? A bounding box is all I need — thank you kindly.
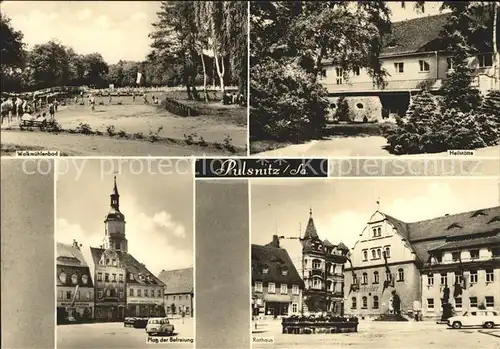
[157,268,193,295]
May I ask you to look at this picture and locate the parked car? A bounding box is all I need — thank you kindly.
[124,317,149,328]
[146,317,175,336]
[447,310,500,329]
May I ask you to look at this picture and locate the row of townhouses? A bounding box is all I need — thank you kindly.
[320,12,499,122]
[252,206,500,320]
[56,178,193,323]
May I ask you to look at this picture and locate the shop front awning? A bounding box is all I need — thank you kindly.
[264,294,292,303]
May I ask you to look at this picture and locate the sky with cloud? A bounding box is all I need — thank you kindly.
[0,1,446,65]
[251,178,499,271]
[1,1,161,64]
[56,159,193,276]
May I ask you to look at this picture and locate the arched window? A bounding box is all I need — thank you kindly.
[371,249,377,259]
[362,296,367,308]
[377,248,382,259]
[312,259,321,269]
[351,297,357,309]
[373,296,379,309]
[377,227,381,235]
[363,250,368,261]
[398,268,405,282]
[373,271,379,284]
[362,272,368,284]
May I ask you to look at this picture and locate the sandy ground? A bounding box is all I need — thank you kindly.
[254,137,500,157]
[252,319,500,349]
[0,131,228,156]
[57,318,194,349]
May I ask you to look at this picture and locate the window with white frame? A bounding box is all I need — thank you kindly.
[446,57,454,71]
[384,246,391,258]
[336,67,343,84]
[362,250,368,261]
[394,62,404,73]
[455,273,464,285]
[372,227,382,238]
[351,297,357,309]
[362,272,368,285]
[398,268,405,282]
[385,271,392,281]
[255,282,263,292]
[292,303,298,313]
[486,269,494,282]
[486,296,494,308]
[377,248,382,259]
[455,297,462,309]
[469,270,478,284]
[427,274,434,286]
[371,249,377,259]
[427,298,434,309]
[440,273,447,285]
[281,284,288,294]
[129,288,134,296]
[312,279,321,289]
[470,297,478,308]
[478,54,493,68]
[419,60,430,72]
[292,284,299,295]
[312,260,321,269]
[373,271,379,284]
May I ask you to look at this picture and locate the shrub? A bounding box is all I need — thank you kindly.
[106,125,116,136]
[335,96,351,122]
[250,57,328,142]
[75,123,93,135]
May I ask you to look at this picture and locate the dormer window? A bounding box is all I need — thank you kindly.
[59,272,67,284]
[71,274,78,285]
[447,223,462,230]
[471,210,486,217]
[262,266,269,274]
[82,275,88,285]
[129,273,134,281]
[282,268,288,276]
[372,227,382,238]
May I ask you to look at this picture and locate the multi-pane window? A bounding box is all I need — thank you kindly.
[312,260,321,269]
[469,270,478,284]
[469,249,479,260]
[373,296,379,309]
[486,269,494,282]
[486,296,494,308]
[292,285,299,295]
[427,274,434,286]
[394,62,404,73]
[373,271,379,284]
[455,273,463,285]
[478,54,493,68]
[336,68,343,84]
[268,282,276,293]
[362,273,368,285]
[129,288,134,296]
[470,297,478,308]
[384,246,391,258]
[419,60,430,72]
[440,273,447,285]
[386,271,392,281]
[352,297,357,309]
[372,227,382,238]
[398,268,404,282]
[362,296,367,309]
[455,297,462,308]
[97,272,102,281]
[280,284,288,294]
[427,298,434,309]
[255,282,263,292]
[292,303,298,313]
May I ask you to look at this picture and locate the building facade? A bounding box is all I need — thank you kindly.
[89,176,165,321]
[56,240,94,323]
[301,210,349,316]
[158,268,194,317]
[345,206,500,320]
[418,207,500,319]
[320,12,498,121]
[252,236,304,318]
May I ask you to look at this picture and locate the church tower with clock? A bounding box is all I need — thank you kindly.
[104,176,128,252]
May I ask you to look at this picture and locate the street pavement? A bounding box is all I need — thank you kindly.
[57,318,194,349]
[252,319,500,349]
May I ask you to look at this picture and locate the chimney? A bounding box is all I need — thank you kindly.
[269,235,280,248]
[73,239,80,250]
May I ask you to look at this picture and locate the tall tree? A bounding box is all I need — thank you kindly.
[1,13,26,91]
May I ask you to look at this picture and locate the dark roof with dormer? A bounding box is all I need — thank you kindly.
[380,206,500,263]
[252,244,304,288]
[56,242,93,288]
[90,247,164,286]
[304,215,318,240]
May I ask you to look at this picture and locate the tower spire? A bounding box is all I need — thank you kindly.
[110,175,120,211]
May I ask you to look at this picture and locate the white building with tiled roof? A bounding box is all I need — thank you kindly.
[158,268,194,317]
[345,206,500,320]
